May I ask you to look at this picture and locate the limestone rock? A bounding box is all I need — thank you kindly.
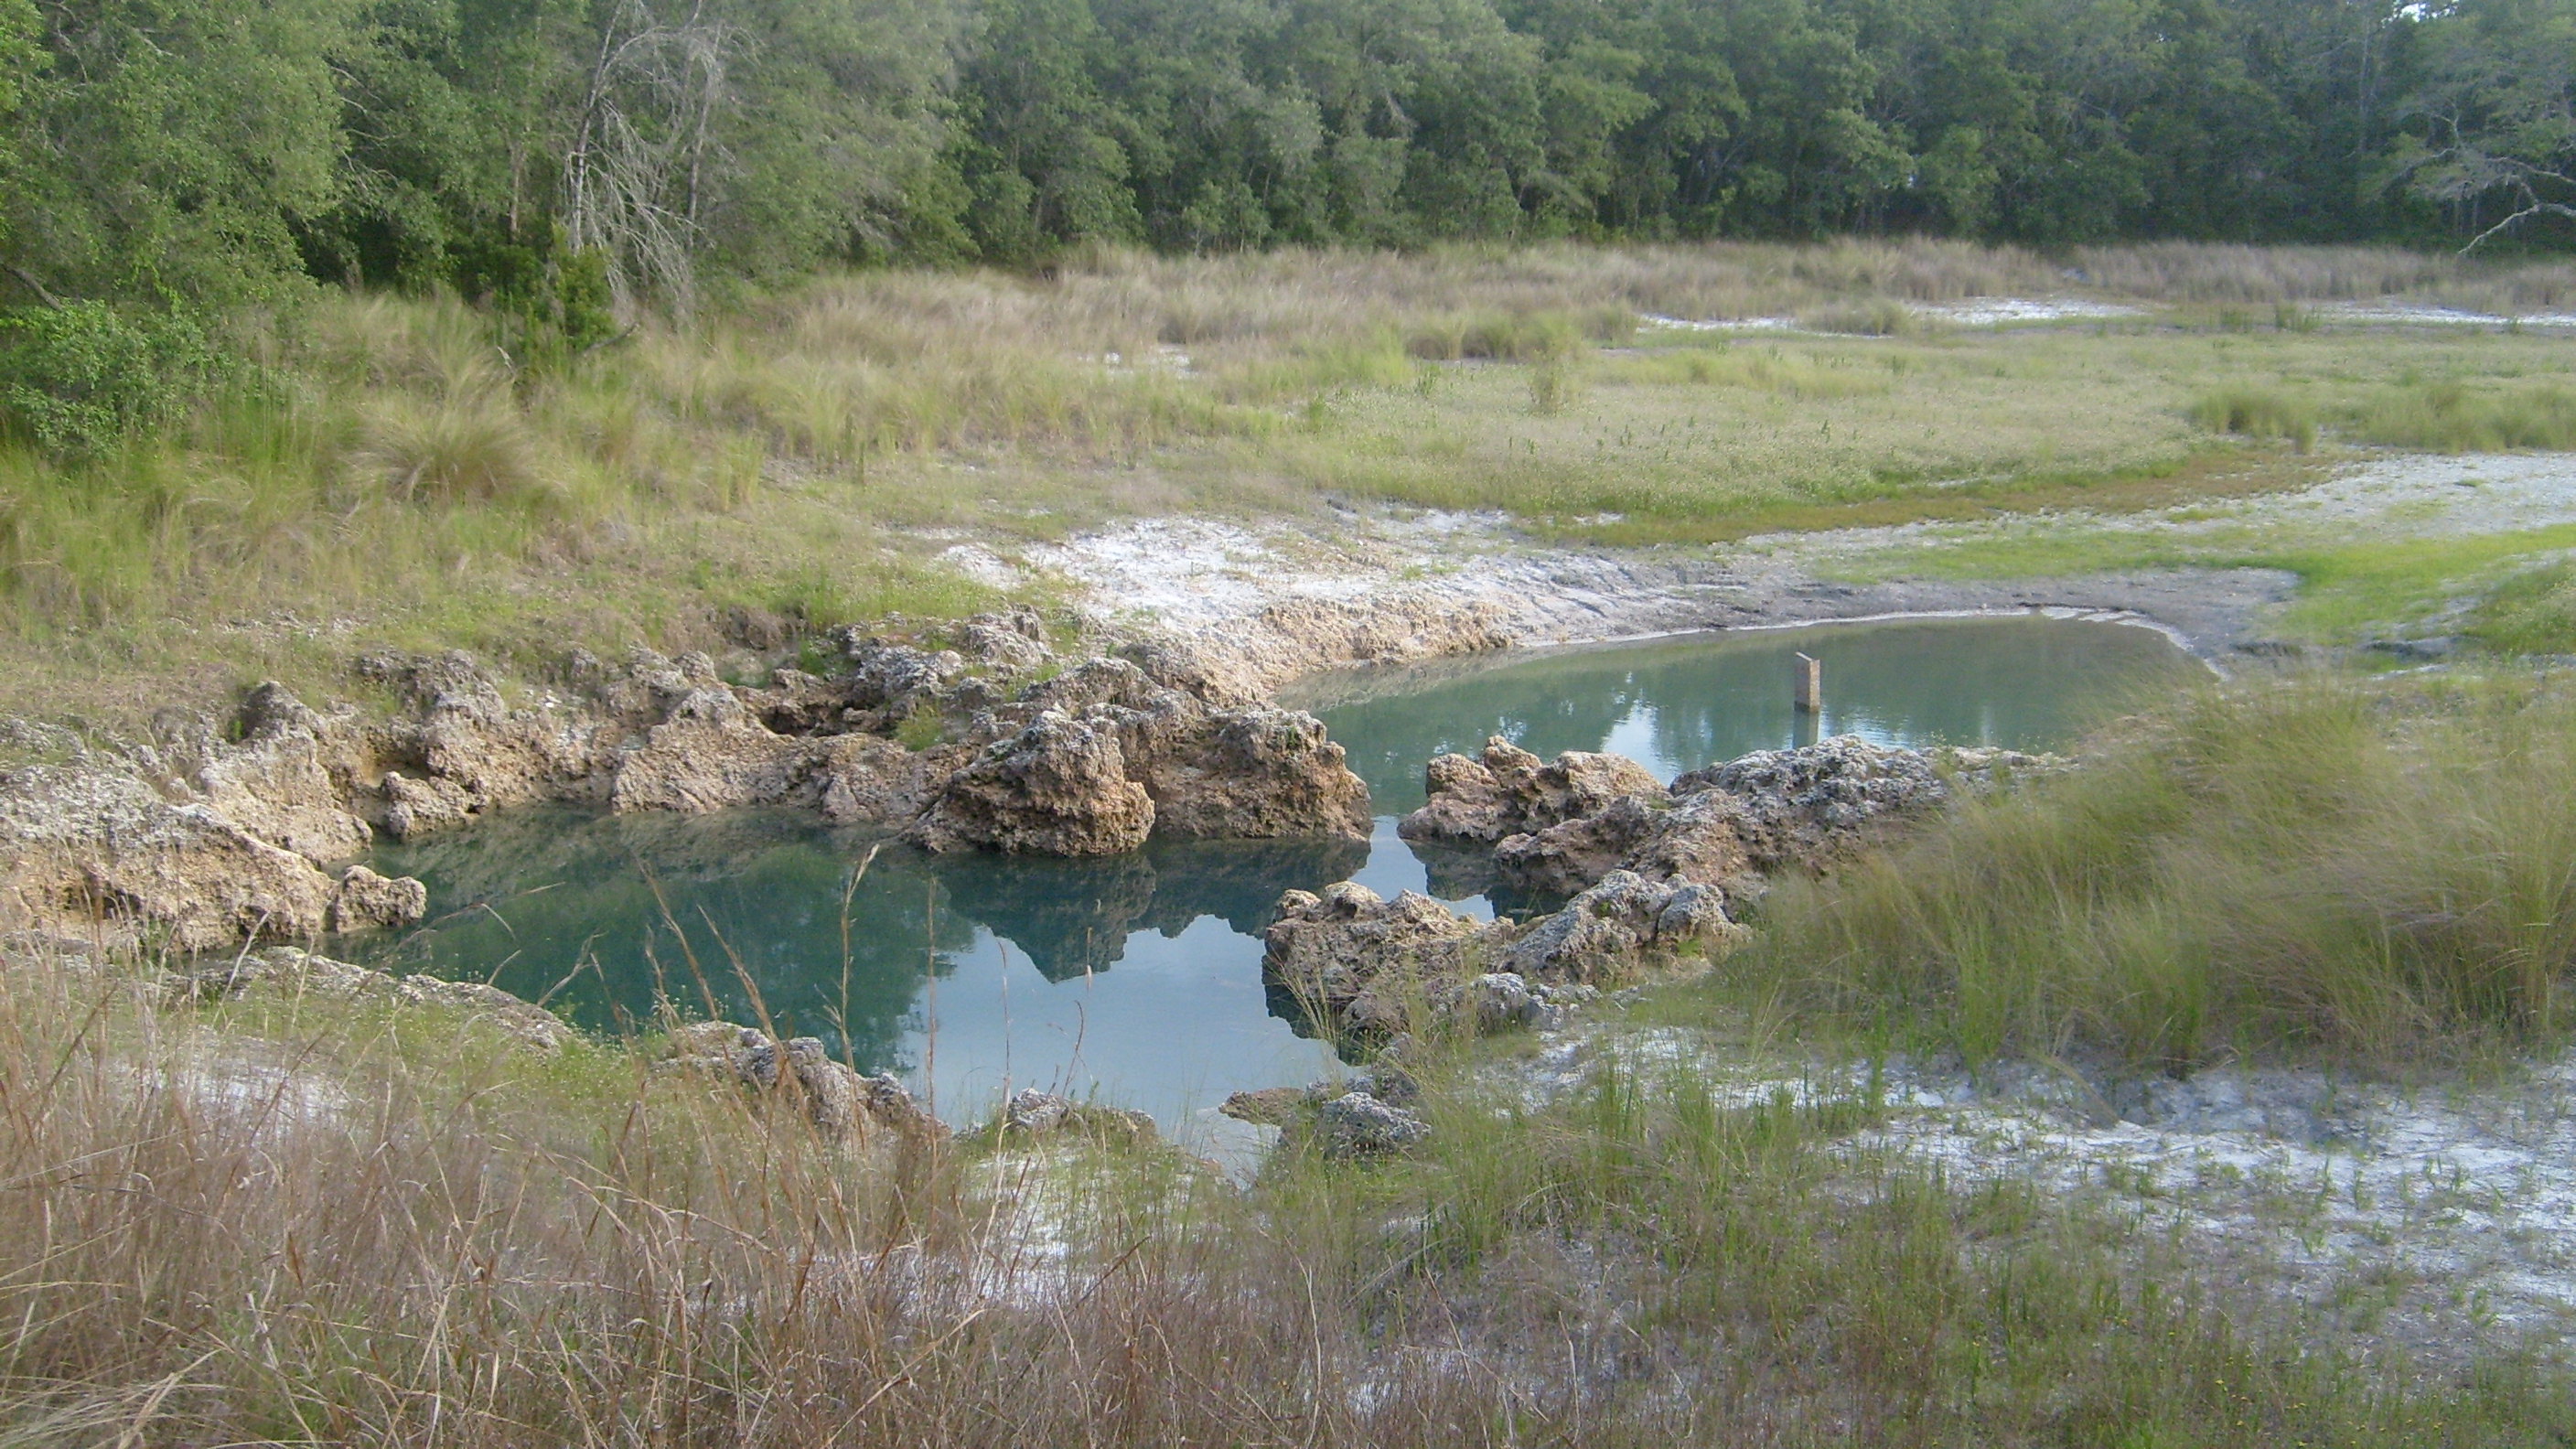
[1220,1086,1310,1125]
[1002,1086,1157,1141]
[660,1023,947,1143]
[815,735,950,824]
[177,948,568,1049]
[1494,871,1747,984]
[380,771,473,841]
[328,864,429,932]
[1261,883,1488,1038]
[1142,707,1372,840]
[1398,739,1660,846]
[908,711,1155,855]
[192,682,374,864]
[1670,735,1966,873]
[1492,792,1671,896]
[609,687,814,813]
[1316,1091,1430,1159]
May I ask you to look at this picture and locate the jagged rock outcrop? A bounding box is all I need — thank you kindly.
[909,711,1157,855]
[659,1021,949,1144]
[1397,739,1660,846]
[0,606,1390,950]
[1669,736,2048,873]
[1492,871,1744,982]
[608,686,814,813]
[1484,736,2061,903]
[1262,883,1491,1038]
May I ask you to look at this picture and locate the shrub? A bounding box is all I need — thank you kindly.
[0,303,216,456]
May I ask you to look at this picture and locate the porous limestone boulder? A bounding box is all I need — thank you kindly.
[1398,739,1660,846]
[908,710,1155,855]
[1667,736,2047,873]
[1315,1090,1430,1159]
[660,1022,948,1144]
[1142,707,1372,840]
[1493,871,1745,984]
[1261,882,1488,1038]
[327,864,429,932]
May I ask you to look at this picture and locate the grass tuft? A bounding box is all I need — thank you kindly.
[1739,678,2576,1068]
[2191,387,2318,451]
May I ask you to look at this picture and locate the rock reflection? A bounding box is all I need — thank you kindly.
[357,807,1369,1066]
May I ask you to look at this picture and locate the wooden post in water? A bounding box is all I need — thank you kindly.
[1792,652,1822,714]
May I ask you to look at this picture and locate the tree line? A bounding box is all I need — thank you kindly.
[0,0,2570,330]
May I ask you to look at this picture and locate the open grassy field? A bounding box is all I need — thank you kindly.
[5,240,2576,723]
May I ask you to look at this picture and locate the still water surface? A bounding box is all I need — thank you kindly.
[356,616,2201,1141]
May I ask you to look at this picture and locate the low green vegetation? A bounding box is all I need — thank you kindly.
[4,243,2573,720]
[1740,678,2576,1069]
[2470,560,2576,654]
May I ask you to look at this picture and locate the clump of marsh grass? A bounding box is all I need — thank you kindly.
[2345,381,2576,452]
[1744,677,2576,1068]
[2191,387,2319,451]
[2468,560,2576,655]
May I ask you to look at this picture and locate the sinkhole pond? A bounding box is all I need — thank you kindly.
[352,614,2203,1147]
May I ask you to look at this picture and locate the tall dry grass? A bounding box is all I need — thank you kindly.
[0,942,2556,1445]
[1745,677,2576,1068]
[3,238,2572,711]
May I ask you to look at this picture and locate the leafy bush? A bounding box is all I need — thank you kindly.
[0,304,216,456]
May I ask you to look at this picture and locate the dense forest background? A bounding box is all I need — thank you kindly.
[0,0,2571,339]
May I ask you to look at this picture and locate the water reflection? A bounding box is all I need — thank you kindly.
[355,615,2203,1136]
[1294,614,2203,810]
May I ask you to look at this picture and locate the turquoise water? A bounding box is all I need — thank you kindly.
[354,615,2202,1140]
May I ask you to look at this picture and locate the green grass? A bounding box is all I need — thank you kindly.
[1731,677,2576,1069]
[2468,559,2576,654]
[5,242,2575,723]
